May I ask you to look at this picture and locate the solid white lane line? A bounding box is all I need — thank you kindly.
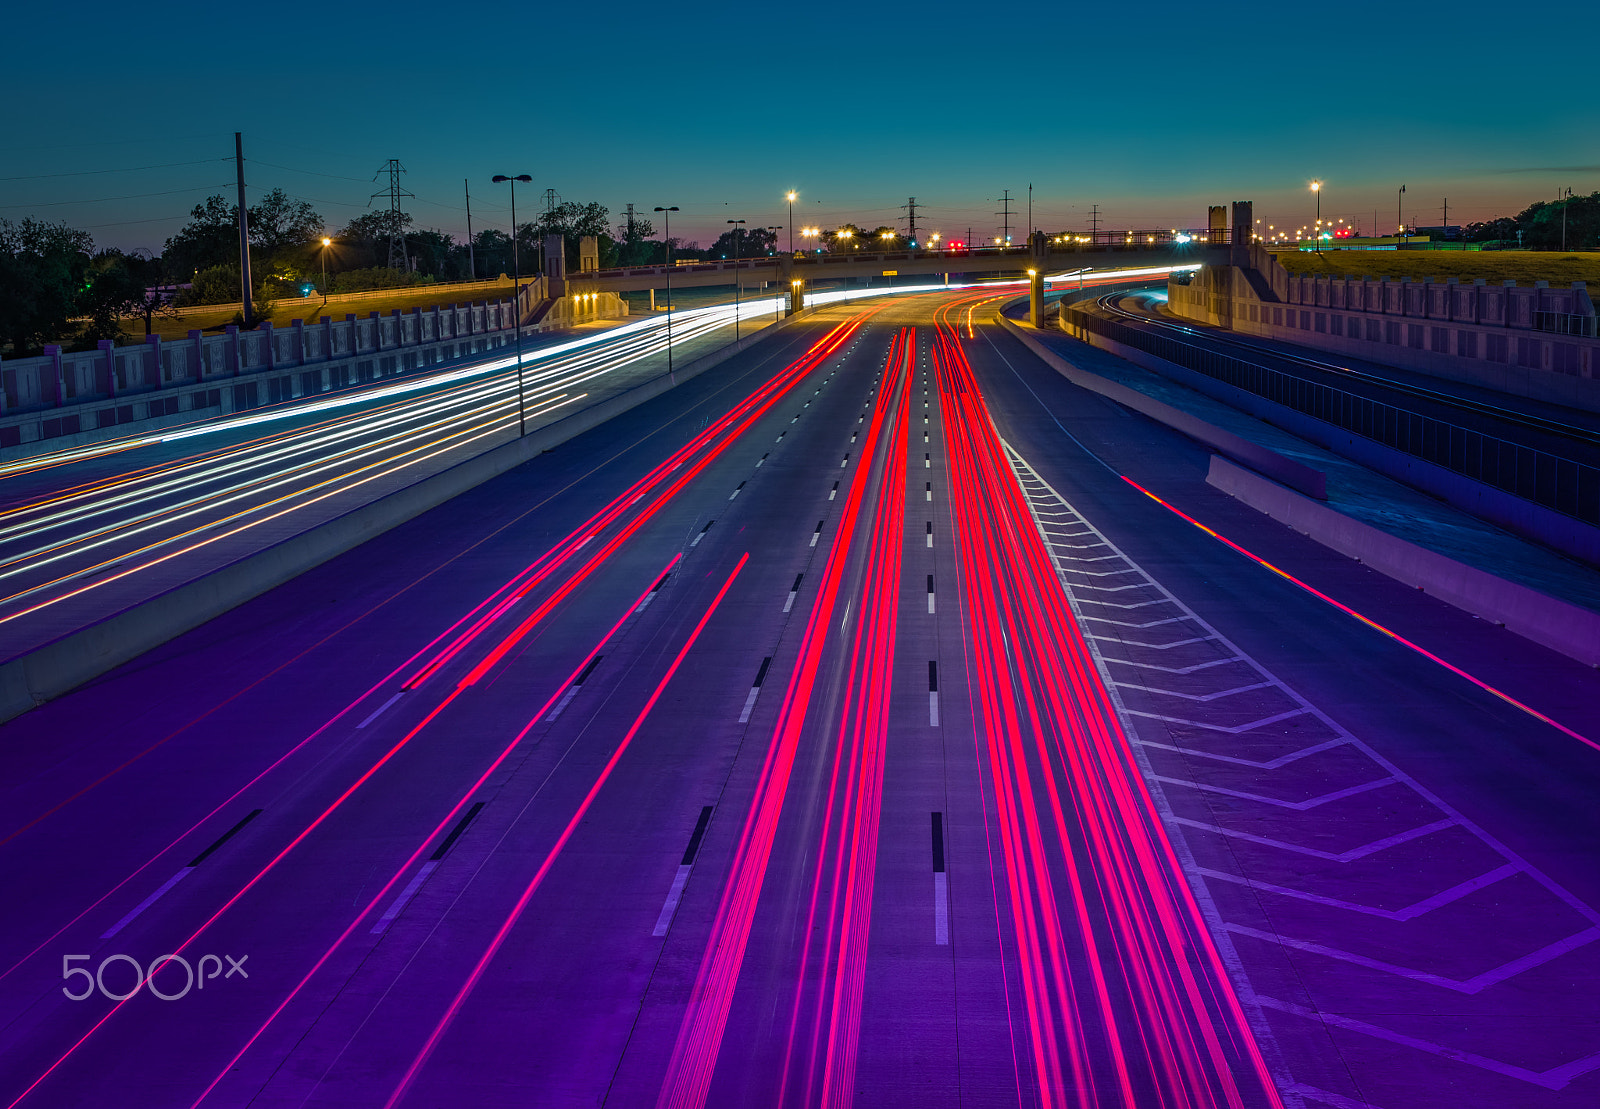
[370,861,438,935]
[101,869,190,939]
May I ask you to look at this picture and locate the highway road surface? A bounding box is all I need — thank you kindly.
[2,290,1598,1109]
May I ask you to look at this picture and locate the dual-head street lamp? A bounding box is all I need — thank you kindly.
[492,173,533,434]
[655,206,679,381]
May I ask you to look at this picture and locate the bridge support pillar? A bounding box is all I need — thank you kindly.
[1028,268,1045,326]
[788,279,804,315]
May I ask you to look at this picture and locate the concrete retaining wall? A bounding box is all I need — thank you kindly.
[0,313,817,725]
[1062,314,1600,567]
[1207,455,1600,668]
[1170,259,1600,413]
[998,315,1327,499]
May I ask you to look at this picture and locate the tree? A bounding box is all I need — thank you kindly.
[616,214,656,266]
[77,250,151,344]
[1463,217,1519,244]
[1515,193,1600,251]
[532,201,618,270]
[248,188,323,259]
[0,217,93,355]
[706,226,777,259]
[164,195,238,276]
[339,209,414,269]
[471,228,513,279]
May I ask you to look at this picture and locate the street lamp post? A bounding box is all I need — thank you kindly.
[786,192,796,253]
[492,173,533,435]
[1398,184,1407,244]
[319,237,331,306]
[654,206,679,382]
[727,219,745,339]
[1311,180,1323,252]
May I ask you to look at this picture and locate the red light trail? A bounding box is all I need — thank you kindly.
[656,329,912,1109]
[931,298,1283,1108]
[384,553,751,1109]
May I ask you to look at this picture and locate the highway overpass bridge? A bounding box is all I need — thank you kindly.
[558,230,1234,296]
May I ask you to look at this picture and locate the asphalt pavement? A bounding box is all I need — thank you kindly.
[2,290,1597,1108]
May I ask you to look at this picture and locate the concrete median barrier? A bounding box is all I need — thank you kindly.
[1207,454,1600,668]
[0,312,819,726]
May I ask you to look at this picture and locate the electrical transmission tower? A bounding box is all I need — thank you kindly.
[901,197,920,244]
[995,190,1015,246]
[370,159,414,270]
[625,203,636,238]
[1089,204,1101,239]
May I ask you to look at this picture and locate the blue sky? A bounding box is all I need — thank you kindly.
[4,0,1593,254]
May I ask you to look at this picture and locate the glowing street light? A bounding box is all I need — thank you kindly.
[1310,180,1323,253]
[786,191,797,252]
[319,237,332,305]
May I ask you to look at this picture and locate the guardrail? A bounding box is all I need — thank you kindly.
[1063,303,1600,526]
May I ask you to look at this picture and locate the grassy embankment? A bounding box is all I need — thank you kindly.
[126,279,520,342]
[1276,250,1600,286]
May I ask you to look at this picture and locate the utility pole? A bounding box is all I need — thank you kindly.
[996,189,1014,247]
[233,132,253,328]
[902,196,920,244]
[1398,184,1406,243]
[1441,197,1448,241]
[1028,183,1033,236]
[1089,204,1101,240]
[371,159,413,270]
[464,178,476,280]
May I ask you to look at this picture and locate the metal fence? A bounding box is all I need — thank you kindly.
[1063,305,1600,526]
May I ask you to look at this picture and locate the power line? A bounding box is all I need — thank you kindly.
[0,158,226,183]
[0,183,235,210]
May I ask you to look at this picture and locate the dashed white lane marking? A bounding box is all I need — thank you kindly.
[739,656,774,723]
[934,873,949,945]
[690,520,713,547]
[653,865,693,937]
[371,861,438,935]
[784,574,803,614]
[812,521,824,548]
[357,691,404,729]
[728,482,745,500]
[102,870,190,939]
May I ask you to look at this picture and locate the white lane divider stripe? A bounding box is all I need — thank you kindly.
[371,861,438,935]
[101,870,190,939]
[357,691,405,729]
